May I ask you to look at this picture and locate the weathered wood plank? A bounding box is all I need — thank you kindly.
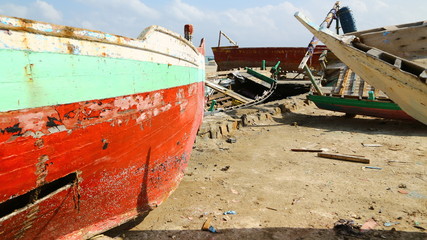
[317,153,370,164]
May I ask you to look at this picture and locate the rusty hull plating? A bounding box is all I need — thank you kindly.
[212,45,327,72]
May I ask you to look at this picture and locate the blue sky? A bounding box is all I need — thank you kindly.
[0,0,425,55]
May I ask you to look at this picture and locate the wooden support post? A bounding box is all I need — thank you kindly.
[339,69,351,97]
[304,65,323,96]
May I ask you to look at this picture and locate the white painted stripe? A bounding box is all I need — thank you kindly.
[0,16,204,69]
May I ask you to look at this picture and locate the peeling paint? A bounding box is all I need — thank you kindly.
[24,64,34,82]
[0,15,201,68]
[15,205,39,239]
[34,139,44,148]
[0,13,205,240]
[35,155,49,186]
[17,112,45,132]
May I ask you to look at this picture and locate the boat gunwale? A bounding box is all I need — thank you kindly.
[211,45,327,51]
[295,11,427,124]
[295,12,426,85]
[345,20,427,37]
[308,94,402,110]
[0,15,202,67]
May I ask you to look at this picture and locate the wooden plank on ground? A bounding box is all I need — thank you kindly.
[317,152,370,164]
[291,148,323,152]
[205,80,252,103]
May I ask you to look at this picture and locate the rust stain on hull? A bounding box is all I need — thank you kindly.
[212,45,327,72]
[0,82,205,240]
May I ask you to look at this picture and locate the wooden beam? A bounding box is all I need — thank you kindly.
[291,148,323,152]
[317,152,370,164]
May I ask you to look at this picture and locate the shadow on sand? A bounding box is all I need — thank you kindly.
[265,111,427,137]
[101,108,427,240]
[107,225,426,240]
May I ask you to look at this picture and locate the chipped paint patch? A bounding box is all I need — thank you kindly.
[32,23,53,33]
[0,17,20,27]
[0,15,203,69]
[17,112,48,132]
[15,205,39,239]
[0,12,205,239]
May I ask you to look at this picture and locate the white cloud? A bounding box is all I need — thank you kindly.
[34,0,62,22]
[0,3,29,18]
[80,20,96,30]
[127,0,160,18]
[68,0,161,37]
[208,2,311,48]
[1,0,424,56]
[347,0,368,13]
[0,1,62,23]
[78,0,160,19]
[169,0,206,21]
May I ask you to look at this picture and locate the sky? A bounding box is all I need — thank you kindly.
[0,0,425,55]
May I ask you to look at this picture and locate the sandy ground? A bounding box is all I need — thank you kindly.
[106,95,427,240]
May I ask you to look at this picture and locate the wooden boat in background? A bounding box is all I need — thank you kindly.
[308,52,413,120]
[295,12,427,125]
[212,45,327,72]
[212,31,327,72]
[0,15,205,239]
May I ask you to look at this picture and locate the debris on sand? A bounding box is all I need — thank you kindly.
[223,210,237,215]
[201,217,218,233]
[360,218,378,232]
[334,219,361,236]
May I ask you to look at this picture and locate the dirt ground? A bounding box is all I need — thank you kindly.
[107,95,427,240]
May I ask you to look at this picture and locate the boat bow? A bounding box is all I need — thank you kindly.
[295,12,427,125]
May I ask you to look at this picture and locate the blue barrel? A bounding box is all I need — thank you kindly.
[337,7,357,33]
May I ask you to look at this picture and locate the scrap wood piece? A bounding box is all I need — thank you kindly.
[266,207,278,211]
[205,80,252,103]
[362,143,383,147]
[201,217,212,230]
[361,218,378,231]
[317,152,370,164]
[291,148,323,152]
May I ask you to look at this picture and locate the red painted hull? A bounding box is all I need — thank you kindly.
[211,45,327,71]
[0,82,204,239]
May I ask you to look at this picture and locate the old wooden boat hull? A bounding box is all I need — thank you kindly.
[308,95,414,120]
[307,51,414,121]
[211,45,327,71]
[0,16,205,239]
[295,12,427,125]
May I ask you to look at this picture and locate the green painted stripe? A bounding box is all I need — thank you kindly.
[246,68,276,84]
[0,49,204,111]
[308,95,402,110]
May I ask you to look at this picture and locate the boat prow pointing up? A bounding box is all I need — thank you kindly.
[295,12,427,125]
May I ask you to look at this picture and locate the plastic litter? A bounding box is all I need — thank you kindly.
[208,226,217,233]
[362,166,382,170]
[223,210,237,215]
[384,222,400,227]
